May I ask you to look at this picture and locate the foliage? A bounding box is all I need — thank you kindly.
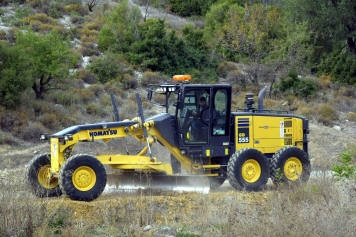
[88,53,132,83]
[209,3,284,83]
[168,0,216,17]
[0,42,31,108]
[75,68,98,84]
[316,104,338,126]
[332,143,356,180]
[98,0,141,53]
[273,70,317,99]
[15,30,78,99]
[140,71,167,87]
[284,0,356,53]
[216,61,237,78]
[126,19,184,74]
[318,49,356,85]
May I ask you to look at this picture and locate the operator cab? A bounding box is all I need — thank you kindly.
[147,75,232,159]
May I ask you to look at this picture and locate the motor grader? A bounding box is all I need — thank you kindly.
[26,75,311,201]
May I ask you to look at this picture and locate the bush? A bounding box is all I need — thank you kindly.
[189,68,218,84]
[88,84,104,97]
[273,71,317,99]
[46,90,81,107]
[0,106,28,133]
[19,122,48,141]
[65,4,88,16]
[85,103,107,117]
[140,71,167,87]
[316,104,338,126]
[88,54,131,83]
[345,113,356,122]
[319,50,356,85]
[47,1,65,19]
[75,68,98,84]
[216,61,237,78]
[0,131,16,145]
[121,74,138,90]
[332,143,356,180]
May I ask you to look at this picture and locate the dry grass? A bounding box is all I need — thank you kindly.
[1,168,355,237]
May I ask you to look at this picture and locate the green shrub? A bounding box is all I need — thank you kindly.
[88,54,130,83]
[332,143,356,180]
[15,6,32,19]
[273,70,317,99]
[189,68,218,84]
[168,0,215,17]
[319,49,356,85]
[48,1,65,19]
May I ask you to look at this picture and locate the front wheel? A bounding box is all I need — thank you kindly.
[228,148,269,191]
[59,154,107,201]
[270,146,311,185]
[26,153,62,198]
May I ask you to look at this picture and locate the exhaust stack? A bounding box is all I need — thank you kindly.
[257,87,267,113]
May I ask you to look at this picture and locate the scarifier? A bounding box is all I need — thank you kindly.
[26,75,311,201]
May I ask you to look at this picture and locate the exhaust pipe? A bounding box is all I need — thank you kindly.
[257,87,267,112]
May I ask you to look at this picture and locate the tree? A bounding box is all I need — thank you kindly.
[98,0,141,53]
[0,42,31,108]
[15,30,78,99]
[215,4,283,84]
[282,0,356,56]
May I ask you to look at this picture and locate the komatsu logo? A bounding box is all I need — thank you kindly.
[89,130,117,137]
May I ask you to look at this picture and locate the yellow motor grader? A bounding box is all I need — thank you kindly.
[26,75,311,201]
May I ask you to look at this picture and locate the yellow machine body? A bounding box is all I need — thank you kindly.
[235,115,305,152]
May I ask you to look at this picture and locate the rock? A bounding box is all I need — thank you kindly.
[144,225,153,231]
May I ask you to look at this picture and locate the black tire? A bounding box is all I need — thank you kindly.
[228,148,269,191]
[59,154,107,201]
[209,177,226,189]
[26,153,62,198]
[270,146,311,185]
[171,154,181,174]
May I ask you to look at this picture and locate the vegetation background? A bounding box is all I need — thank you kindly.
[1,0,356,236]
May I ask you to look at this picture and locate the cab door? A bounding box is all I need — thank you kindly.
[209,87,232,157]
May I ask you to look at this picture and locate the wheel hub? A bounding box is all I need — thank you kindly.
[38,164,58,189]
[73,166,96,191]
[284,157,303,180]
[242,159,261,183]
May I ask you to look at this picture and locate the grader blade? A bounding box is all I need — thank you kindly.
[106,173,210,194]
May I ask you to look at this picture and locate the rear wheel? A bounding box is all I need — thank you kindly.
[26,153,62,197]
[228,148,269,191]
[59,154,106,201]
[270,146,311,185]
